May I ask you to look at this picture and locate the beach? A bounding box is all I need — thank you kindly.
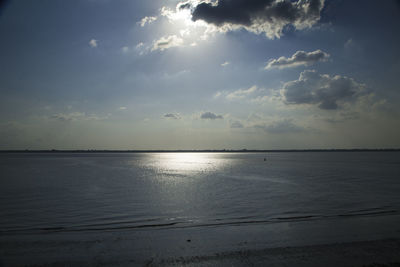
[2,238,400,266]
[153,239,400,267]
[1,152,400,266]
[2,211,400,266]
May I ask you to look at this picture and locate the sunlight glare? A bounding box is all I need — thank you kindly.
[146,153,226,175]
[161,1,213,42]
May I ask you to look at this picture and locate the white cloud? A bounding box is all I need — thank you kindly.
[138,16,157,27]
[216,85,260,101]
[226,85,258,100]
[50,112,109,122]
[152,35,184,51]
[214,91,222,98]
[158,2,219,42]
[180,28,191,37]
[89,39,98,48]
[221,61,230,67]
[265,50,329,69]
[134,42,147,55]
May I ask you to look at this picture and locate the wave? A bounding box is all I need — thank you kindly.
[1,207,398,235]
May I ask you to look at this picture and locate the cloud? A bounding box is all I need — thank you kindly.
[50,112,109,122]
[226,85,258,100]
[214,91,223,98]
[189,0,325,39]
[216,85,259,100]
[51,112,85,122]
[344,38,361,52]
[89,39,98,48]
[280,70,366,110]
[152,35,184,51]
[139,16,157,27]
[121,46,129,53]
[221,61,230,67]
[253,119,305,134]
[265,49,329,69]
[164,113,180,119]
[230,121,244,128]
[200,112,223,120]
[264,119,305,133]
[344,38,354,49]
[134,42,147,55]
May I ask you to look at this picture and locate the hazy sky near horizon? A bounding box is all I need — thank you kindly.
[0,0,400,149]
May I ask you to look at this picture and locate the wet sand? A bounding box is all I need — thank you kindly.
[1,238,400,266]
[153,238,400,267]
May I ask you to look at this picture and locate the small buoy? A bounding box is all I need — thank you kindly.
[264,158,266,161]
[187,239,191,242]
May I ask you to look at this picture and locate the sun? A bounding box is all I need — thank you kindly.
[161,1,213,42]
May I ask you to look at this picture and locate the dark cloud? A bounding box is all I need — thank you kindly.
[0,0,11,16]
[190,0,324,38]
[201,112,223,119]
[192,0,271,26]
[281,70,365,110]
[164,113,180,119]
[178,2,192,10]
[265,49,329,69]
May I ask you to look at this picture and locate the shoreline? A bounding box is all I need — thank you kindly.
[2,238,400,266]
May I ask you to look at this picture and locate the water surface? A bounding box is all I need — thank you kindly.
[1,152,399,235]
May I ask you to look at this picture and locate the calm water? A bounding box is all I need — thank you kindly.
[1,152,400,236]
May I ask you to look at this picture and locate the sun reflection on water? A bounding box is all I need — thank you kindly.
[144,153,226,175]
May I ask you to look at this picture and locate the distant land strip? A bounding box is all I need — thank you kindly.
[1,149,399,153]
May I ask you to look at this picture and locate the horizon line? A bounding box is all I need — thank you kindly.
[1,148,400,153]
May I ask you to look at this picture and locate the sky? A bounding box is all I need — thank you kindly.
[0,0,400,150]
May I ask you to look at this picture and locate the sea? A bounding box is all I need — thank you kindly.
[1,151,400,265]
